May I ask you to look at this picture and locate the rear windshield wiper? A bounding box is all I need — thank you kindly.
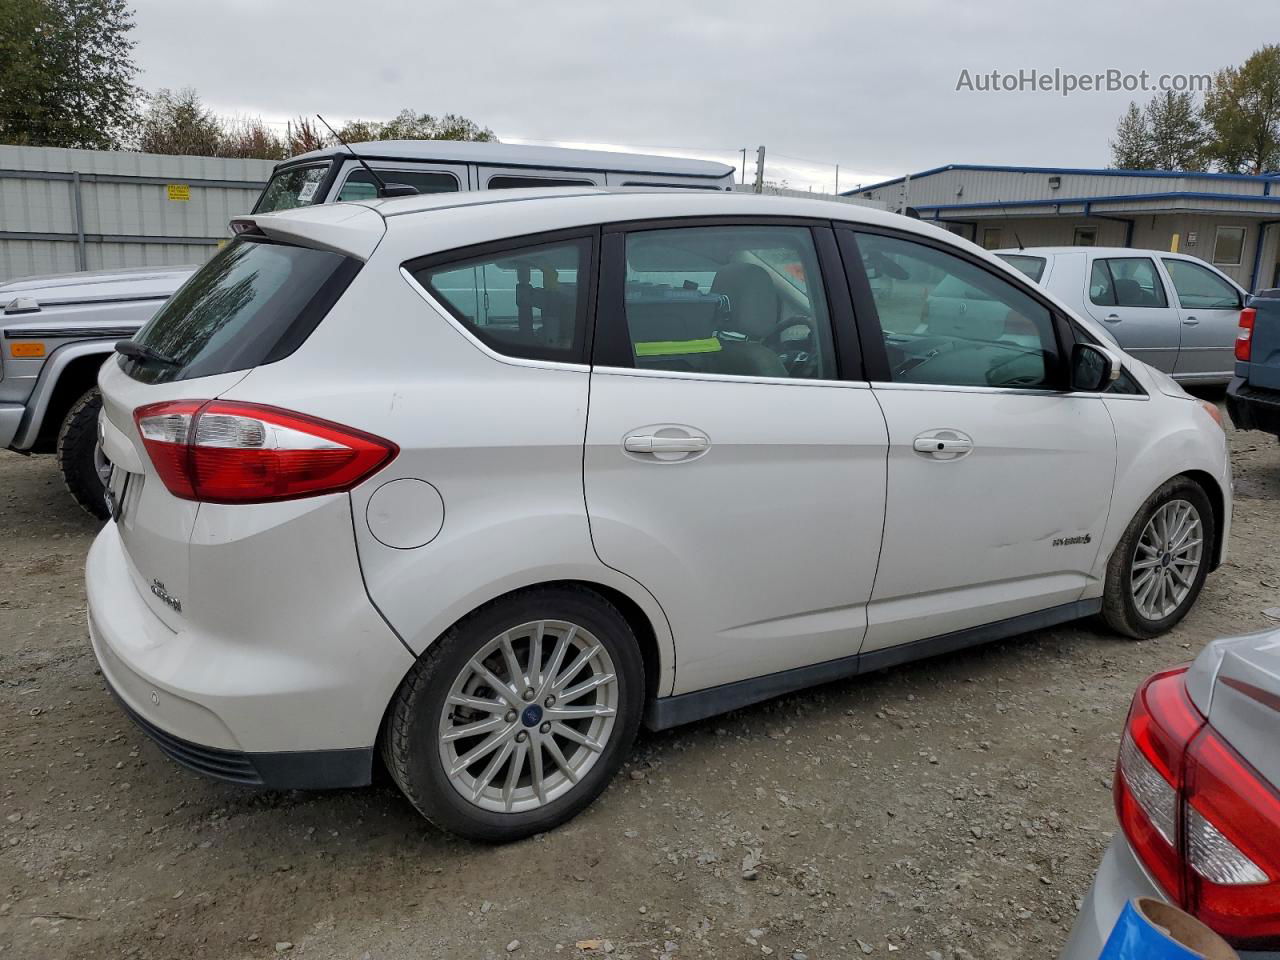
[116,339,180,367]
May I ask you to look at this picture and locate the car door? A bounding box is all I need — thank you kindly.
[1083,254,1180,373]
[840,228,1117,653]
[1160,256,1246,380]
[583,220,888,695]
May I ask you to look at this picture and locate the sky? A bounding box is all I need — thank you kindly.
[129,0,1277,193]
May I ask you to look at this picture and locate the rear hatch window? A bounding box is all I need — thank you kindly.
[119,237,360,384]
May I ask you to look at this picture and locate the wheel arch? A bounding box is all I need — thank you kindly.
[15,343,113,453]
[1179,468,1228,571]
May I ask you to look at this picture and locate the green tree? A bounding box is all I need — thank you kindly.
[136,88,222,156]
[1203,44,1280,174]
[1145,91,1206,171]
[1111,101,1155,169]
[336,109,497,144]
[0,0,140,148]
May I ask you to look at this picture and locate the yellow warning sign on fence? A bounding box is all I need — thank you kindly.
[166,183,190,202]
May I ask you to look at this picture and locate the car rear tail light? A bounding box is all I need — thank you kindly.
[1115,667,1280,948]
[134,400,397,504]
[1235,307,1256,362]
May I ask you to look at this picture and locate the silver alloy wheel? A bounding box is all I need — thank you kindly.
[438,620,618,814]
[1131,499,1204,621]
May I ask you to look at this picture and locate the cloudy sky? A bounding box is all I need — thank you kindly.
[130,0,1275,192]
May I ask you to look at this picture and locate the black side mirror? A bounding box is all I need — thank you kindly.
[379,183,419,198]
[1072,342,1122,392]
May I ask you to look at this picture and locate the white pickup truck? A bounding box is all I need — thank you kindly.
[0,141,735,516]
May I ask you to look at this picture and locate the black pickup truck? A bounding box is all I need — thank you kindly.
[1227,289,1280,438]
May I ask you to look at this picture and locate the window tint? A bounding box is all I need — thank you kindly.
[619,225,836,380]
[854,232,1059,389]
[1213,226,1246,266]
[255,164,330,213]
[122,239,359,384]
[996,254,1046,282]
[1161,259,1240,310]
[336,169,459,201]
[1090,258,1168,308]
[412,237,590,363]
[487,175,594,190]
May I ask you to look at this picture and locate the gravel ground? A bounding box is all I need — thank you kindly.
[2,403,1279,960]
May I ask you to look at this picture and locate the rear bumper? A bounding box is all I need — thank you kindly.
[86,518,413,789]
[1227,377,1280,436]
[98,663,372,789]
[1060,835,1280,959]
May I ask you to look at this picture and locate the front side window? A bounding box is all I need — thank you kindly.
[411,237,591,363]
[854,232,1059,389]
[996,254,1047,282]
[254,164,330,213]
[1161,258,1241,310]
[619,225,836,380]
[1090,258,1168,308]
[336,169,460,201]
[1213,226,1246,266]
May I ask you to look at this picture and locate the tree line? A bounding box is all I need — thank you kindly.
[1111,45,1280,174]
[0,0,496,158]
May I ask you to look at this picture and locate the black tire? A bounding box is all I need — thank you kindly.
[57,388,109,520]
[1101,477,1215,639]
[382,586,644,842]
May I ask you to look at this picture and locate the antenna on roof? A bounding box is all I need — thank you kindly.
[315,115,417,198]
[1014,231,1025,251]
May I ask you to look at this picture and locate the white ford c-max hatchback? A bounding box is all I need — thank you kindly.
[87,189,1231,841]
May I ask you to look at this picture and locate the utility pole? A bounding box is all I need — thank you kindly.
[740,148,747,185]
[753,145,766,194]
[834,164,839,196]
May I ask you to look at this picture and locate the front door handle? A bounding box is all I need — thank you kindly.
[1183,315,1200,326]
[1104,314,1122,323]
[913,430,974,460]
[624,435,708,454]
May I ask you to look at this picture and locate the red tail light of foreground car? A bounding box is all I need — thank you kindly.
[1115,666,1280,948]
[134,400,398,504]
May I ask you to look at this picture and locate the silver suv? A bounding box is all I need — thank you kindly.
[0,141,734,516]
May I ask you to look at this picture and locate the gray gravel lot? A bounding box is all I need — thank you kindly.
[2,405,1279,960]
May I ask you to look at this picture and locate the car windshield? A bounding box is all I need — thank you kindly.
[254,163,331,213]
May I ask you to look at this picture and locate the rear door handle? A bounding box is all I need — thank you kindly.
[624,435,709,454]
[1104,314,1122,323]
[1183,315,1199,325]
[913,430,974,460]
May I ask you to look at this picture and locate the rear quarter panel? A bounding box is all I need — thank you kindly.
[217,247,678,696]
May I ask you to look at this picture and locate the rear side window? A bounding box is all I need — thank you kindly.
[410,237,592,363]
[254,164,330,213]
[996,254,1047,282]
[120,239,360,384]
[487,175,594,189]
[1090,258,1168,308]
[337,169,460,201]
